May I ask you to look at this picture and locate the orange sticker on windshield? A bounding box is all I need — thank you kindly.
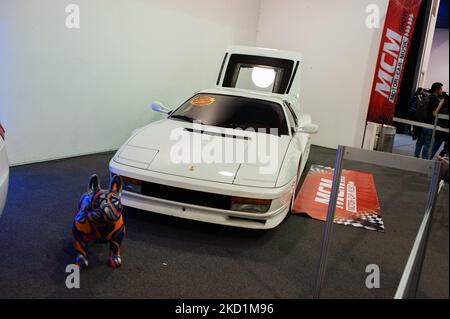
[190,96,216,106]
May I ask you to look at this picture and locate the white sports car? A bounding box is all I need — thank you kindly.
[0,122,9,217]
[109,46,318,229]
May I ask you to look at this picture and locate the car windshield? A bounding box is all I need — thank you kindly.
[170,94,288,136]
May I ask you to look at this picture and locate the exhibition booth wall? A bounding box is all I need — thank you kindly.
[0,0,260,165]
[424,28,449,89]
[1,0,442,165]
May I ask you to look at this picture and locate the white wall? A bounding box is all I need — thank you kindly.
[0,0,260,165]
[425,28,449,91]
[256,0,389,148]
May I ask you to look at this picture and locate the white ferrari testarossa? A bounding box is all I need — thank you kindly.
[109,46,318,229]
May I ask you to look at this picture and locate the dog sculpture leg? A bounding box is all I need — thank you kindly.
[72,221,92,269]
[108,220,125,269]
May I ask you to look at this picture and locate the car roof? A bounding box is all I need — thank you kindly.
[226,45,302,62]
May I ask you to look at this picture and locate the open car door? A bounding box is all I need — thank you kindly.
[216,46,302,107]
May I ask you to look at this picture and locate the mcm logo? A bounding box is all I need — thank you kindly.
[374,28,402,101]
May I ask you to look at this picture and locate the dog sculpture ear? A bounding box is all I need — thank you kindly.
[88,174,100,194]
[109,175,123,195]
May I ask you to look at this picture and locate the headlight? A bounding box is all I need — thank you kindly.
[122,176,142,194]
[230,197,271,213]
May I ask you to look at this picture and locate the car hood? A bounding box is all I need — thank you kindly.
[115,119,291,187]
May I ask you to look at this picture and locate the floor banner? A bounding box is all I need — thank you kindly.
[366,0,423,124]
[293,165,384,232]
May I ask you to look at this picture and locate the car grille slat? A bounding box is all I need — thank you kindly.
[140,181,232,210]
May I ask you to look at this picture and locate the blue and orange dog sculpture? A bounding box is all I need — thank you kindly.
[73,174,125,269]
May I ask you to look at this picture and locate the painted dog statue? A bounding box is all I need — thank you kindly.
[73,174,125,269]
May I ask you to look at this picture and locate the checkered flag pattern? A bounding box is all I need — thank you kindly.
[334,210,385,232]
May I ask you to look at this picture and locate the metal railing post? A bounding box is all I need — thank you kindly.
[394,160,442,298]
[313,145,345,299]
[377,125,384,151]
[428,115,439,160]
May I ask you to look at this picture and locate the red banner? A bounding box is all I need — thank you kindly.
[293,165,383,232]
[366,0,423,124]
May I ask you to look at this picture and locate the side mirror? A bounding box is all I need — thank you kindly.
[151,101,171,114]
[297,123,319,134]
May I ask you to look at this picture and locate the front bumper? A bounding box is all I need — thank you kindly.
[109,159,294,229]
[121,190,289,229]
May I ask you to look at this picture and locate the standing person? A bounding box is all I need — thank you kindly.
[414,82,444,159]
[410,88,424,144]
[431,92,449,158]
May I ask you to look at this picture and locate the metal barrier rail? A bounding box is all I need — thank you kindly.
[393,116,449,133]
[429,114,449,160]
[313,146,442,299]
[394,114,449,160]
[394,163,442,299]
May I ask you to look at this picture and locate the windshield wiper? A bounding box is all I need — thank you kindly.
[170,114,203,124]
